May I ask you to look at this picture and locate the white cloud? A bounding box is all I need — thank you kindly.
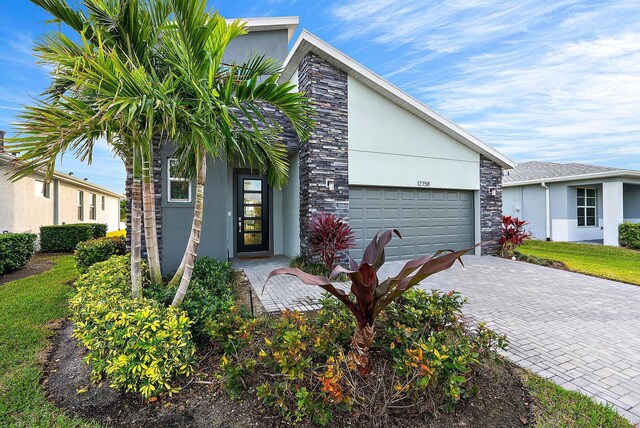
[331,0,640,169]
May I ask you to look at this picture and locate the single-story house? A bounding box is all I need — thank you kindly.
[0,132,123,234]
[127,17,515,273]
[503,161,640,245]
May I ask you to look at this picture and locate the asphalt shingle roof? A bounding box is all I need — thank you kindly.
[503,161,626,184]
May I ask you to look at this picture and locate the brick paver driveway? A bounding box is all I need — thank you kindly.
[234,255,640,424]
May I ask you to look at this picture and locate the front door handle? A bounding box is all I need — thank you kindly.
[238,217,242,233]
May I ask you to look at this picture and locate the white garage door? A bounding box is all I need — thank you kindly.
[349,186,474,261]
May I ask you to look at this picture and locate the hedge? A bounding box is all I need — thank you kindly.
[619,223,640,249]
[0,233,37,274]
[40,223,107,253]
[75,236,127,273]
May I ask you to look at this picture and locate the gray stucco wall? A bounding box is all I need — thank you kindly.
[503,185,547,239]
[159,141,229,273]
[224,30,289,64]
[624,183,640,220]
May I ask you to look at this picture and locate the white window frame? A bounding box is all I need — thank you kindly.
[167,158,191,202]
[577,187,597,227]
[78,190,84,221]
[89,193,96,220]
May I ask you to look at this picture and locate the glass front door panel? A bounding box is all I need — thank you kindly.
[238,175,268,252]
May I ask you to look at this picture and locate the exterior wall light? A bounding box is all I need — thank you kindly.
[326,178,335,192]
[489,187,497,196]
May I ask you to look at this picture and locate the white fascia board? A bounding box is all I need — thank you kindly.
[280,30,515,169]
[503,171,640,187]
[228,16,299,41]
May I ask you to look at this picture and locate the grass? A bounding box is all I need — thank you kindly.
[106,230,126,238]
[0,254,99,427]
[518,240,640,286]
[523,371,633,427]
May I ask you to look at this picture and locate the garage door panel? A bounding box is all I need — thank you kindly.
[349,186,474,261]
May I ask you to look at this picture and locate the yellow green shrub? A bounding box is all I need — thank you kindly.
[70,256,195,398]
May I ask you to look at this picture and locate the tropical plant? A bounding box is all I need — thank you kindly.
[159,0,314,307]
[308,212,355,271]
[6,0,174,294]
[267,229,473,372]
[499,215,530,258]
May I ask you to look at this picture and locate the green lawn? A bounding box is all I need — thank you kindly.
[518,240,640,286]
[0,254,99,427]
[524,371,633,427]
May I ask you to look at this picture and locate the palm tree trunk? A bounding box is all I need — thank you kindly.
[141,143,162,286]
[171,152,206,307]
[131,150,143,299]
[349,323,375,373]
[168,252,186,288]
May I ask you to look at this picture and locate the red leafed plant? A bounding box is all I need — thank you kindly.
[266,229,473,373]
[499,215,530,259]
[308,212,355,271]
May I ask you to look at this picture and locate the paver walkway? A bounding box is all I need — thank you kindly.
[234,255,640,424]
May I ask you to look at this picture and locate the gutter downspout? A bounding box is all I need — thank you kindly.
[541,182,550,241]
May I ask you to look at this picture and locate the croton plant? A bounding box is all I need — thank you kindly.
[266,229,473,372]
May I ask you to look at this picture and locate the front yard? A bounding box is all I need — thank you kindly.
[518,240,640,286]
[0,254,633,427]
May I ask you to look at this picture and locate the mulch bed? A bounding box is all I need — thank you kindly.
[42,319,534,428]
[0,253,62,285]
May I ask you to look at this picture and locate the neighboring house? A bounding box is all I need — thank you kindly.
[503,161,640,246]
[127,17,515,273]
[0,133,123,234]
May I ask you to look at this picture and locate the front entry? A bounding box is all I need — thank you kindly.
[236,173,269,253]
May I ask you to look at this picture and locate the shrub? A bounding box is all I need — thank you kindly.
[148,257,236,343]
[0,233,37,274]
[308,212,355,271]
[209,290,507,425]
[499,215,530,258]
[269,228,472,372]
[75,236,126,273]
[619,223,640,249]
[40,223,107,252]
[70,256,195,398]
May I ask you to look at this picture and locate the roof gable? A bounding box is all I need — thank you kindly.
[280,30,515,169]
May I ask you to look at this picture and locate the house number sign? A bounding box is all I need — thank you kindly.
[417,180,431,187]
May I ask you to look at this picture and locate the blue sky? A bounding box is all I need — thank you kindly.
[2,0,639,193]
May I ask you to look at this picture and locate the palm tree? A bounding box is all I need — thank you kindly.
[161,0,315,306]
[8,0,172,292]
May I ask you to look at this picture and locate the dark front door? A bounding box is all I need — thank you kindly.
[237,173,269,253]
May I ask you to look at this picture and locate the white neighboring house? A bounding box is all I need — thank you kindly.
[0,137,123,234]
[503,161,640,246]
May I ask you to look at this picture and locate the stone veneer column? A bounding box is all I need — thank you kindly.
[480,155,503,255]
[125,139,163,260]
[297,52,349,257]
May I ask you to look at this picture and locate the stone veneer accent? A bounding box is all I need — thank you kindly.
[480,155,503,255]
[125,139,163,259]
[297,52,349,256]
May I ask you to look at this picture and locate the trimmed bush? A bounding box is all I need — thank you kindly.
[148,257,236,343]
[619,223,640,249]
[40,223,107,252]
[70,256,195,398]
[75,236,126,273]
[0,233,37,274]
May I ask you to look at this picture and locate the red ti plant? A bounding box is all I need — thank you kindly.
[308,212,355,271]
[499,215,530,259]
[266,229,473,373]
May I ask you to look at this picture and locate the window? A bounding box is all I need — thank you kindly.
[78,191,84,221]
[167,158,191,202]
[35,179,50,198]
[101,195,105,211]
[577,188,596,227]
[89,193,96,220]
